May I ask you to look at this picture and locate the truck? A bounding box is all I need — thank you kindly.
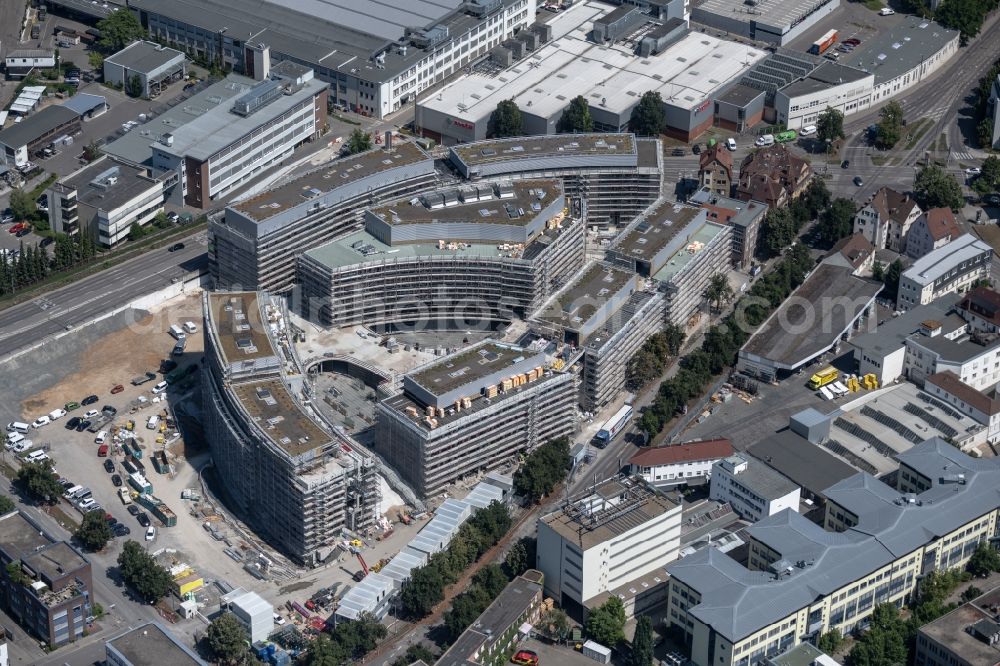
[30,24,40,40]
[131,372,157,386]
[808,29,838,55]
[594,404,633,448]
[775,130,797,143]
[807,366,839,390]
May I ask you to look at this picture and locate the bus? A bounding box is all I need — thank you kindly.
[775,130,797,143]
[807,367,839,390]
[595,405,633,448]
[808,30,838,55]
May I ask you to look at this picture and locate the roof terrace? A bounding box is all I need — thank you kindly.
[614,201,704,262]
[408,341,544,398]
[451,134,635,167]
[535,263,636,331]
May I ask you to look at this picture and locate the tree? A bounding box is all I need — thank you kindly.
[75,510,113,551]
[585,597,626,647]
[872,260,885,282]
[346,128,374,155]
[975,155,1000,193]
[962,585,984,603]
[513,437,571,503]
[391,644,436,666]
[97,10,146,53]
[125,74,143,98]
[817,628,843,655]
[628,616,654,666]
[206,612,249,665]
[936,0,988,45]
[491,99,523,138]
[978,117,995,150]
[875,100,904,149]
[0,496,14,515]
[558,96,594,133]
[540,608,572,644]
[629,91,665,136]
[848,603,908,666]
[8,188,36,221]
[816,107,845,149]
[330,612,387,660]
[503,539,530,578]
[306,635,349,666]
[16,461,64,504]
[703,273,735,313]
[761,208,797,257]
[967,543,1000,577]
[914,164,964,211]
[400,560,446,618]
[88,51,104,69]
[883,259,904,303]
[6,561,30,587]
[117,541,172,602]
[817,197,857,246]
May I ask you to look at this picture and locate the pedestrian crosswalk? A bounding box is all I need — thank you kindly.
[952,150,977,161]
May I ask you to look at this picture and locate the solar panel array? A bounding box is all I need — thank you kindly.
[823,439,879,476]
[903,403,959,439]
[917,391,964,420]
[834,417,900,460]
[860,405,923,444]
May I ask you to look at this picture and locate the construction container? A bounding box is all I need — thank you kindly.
[583,641,612,664]
[138,494,177,527]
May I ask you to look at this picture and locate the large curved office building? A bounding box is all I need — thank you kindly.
[297,179,586,331]
[201,290,378,566]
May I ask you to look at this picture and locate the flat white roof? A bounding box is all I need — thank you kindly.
[902,234,991,286]
[421,3,765,122]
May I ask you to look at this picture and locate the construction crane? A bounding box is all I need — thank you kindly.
[356,552,369,576]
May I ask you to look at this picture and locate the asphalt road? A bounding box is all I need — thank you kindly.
[0,233,206,358]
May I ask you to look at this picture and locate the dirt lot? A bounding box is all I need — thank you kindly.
[19,296,205,420]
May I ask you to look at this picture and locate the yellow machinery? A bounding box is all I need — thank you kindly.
[807,367,838,390]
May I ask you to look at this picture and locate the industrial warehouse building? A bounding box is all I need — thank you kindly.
[201,291,378,566]
[738,261,882,380]
[536,477,681,616]
[297,179,585,331]
[374,341,577,496]
[692,0,840,45]
[102,40,186,98]
[211,141,436,294]
[897,234,992,311]
[128,0,537,118]
[447,134,663,227]
[667,439,1000,666]
[419,2,766,144]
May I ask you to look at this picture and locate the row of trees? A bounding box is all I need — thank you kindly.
[306,613,388,665]
[16,460,64,504]
[815,197,858,247]
[491,95,598,138]
[638,243,815,438]
[874,101,905,150]
[625,324,686,391]
[760,179,832,256]
[935,0,1000,45]
[118,540,173,603]
[399,501,512,618]
[512,436,572,503]
[873,258,905,302]
[975,57,1000,148]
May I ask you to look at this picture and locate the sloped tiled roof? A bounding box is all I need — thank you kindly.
[629,438,733,467]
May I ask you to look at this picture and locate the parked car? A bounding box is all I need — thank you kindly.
[111,474,123,487]
[110,384,125,394]
[841,160,850,169]
[32,416,50,428]
[166,211,179,223]
[65,417,81,430]
[145,526,156,541]
[48,408,66,421]
[160,360,178,373]
[127,504,140,516]
[1,209,13,223]
[671,147,685,156]
[879,7,894,14]
[512,650,539,666]
[82,395,99,405]
[83,409,99,419]
[113,524,130,537]
[137,512,151,527]
[65,401,80,411]
[103,459,115,473]
[967,167,982,176]
[726,137,737,151]
[168,243,185,252]
[152,381,168,394]
[692,143,701,154]
[94,431,108,445]
[76,420,91,432]
[844,38,862,45]
[854,176,864,186]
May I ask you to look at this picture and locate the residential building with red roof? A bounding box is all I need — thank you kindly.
[734,145,811,209]
[958,286,1000,334]
[924,370,1000,443]
[698,144,733,196]
[906,207,962,259]
[628,438,734,486]
[852,187,922,253]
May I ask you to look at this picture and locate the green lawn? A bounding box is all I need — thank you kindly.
[864,0,883,10]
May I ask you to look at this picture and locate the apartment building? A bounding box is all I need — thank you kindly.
[734,145,812,209]
[667,438,1000,666]
[897,234,992,311]
[150,61,328,208]
[105,622,207,666]
[853,187,921,252]
[709,453,800,522]
[437,571,544,666]
[605,200,732,327]
[690,190,767,270]
[201,291,378,566]
[536,478,681,615]
[958,286,1000,333]
[46,156,166,247]
[698,144,733,196]
[904,322,1000,391]
[211,141,435,294]
[924,371,1000,444]
[0,512,93,647]
[531,262,661,411]
[447,134,663,227]
[628,438,735,487]
[374,341,577,496]
[297,179,585,330]
[906,207,962,259]
[130,0,536,118]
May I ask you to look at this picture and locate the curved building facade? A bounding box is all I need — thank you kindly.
[297,179,586,331]
[201,290,378,566]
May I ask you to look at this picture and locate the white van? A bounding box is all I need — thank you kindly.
[25,450,49,462]
[146,415,160,430]
[7,421,30,434]
[94,431,108,445]
[48,408,67,421]
[6,432,25,447]
[64,485,83,499]
[755,134,775,147]
[169,325,186,340]
[800,125,817,136]
[152,381,168,394]
[726,137,737,151]
[880,7,895,14]
[183,321,198,334]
